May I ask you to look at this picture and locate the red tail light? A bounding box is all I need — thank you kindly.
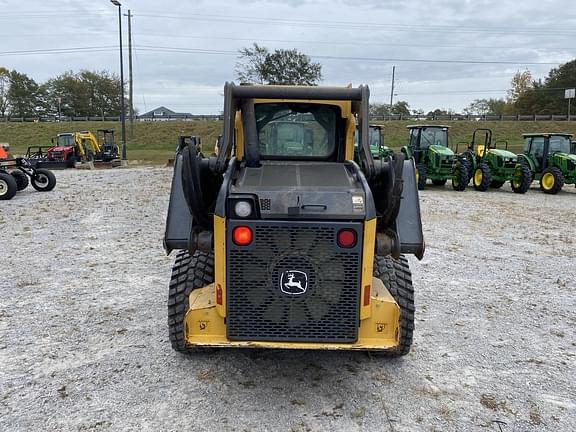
[337,229,357,248]
[232,226,253,246]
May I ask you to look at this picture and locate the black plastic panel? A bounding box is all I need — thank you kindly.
[164,153,192,253]
[226,220,363,342]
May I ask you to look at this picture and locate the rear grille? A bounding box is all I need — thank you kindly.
[227,220,362,343]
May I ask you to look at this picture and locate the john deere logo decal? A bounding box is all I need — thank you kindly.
[280,270,308,295]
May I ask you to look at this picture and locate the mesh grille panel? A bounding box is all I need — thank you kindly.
[227,221,362,342]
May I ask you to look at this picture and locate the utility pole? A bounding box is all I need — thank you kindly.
[389,66,396,112]
[110,0,127,162]
[125,9,134,138]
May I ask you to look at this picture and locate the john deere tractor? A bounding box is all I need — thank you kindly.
[164,83,425,356]
[401,125,468,191]
[458,128,531,193]
[518,133,576,194]
[368,125,394,159]
[354,125,393,161]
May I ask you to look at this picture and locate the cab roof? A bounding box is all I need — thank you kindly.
[522,133,573,138]
[406,124,450,129]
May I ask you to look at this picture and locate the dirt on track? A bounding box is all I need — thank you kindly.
[1,167,575,432]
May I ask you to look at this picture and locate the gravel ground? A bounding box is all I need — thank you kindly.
[1,167,575,432]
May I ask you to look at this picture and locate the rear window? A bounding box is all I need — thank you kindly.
[255,103,338,158]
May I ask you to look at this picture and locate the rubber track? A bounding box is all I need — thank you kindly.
[373,255,415,356]
[167,250,214,352]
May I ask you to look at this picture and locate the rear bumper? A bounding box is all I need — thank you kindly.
[184,277,400,351]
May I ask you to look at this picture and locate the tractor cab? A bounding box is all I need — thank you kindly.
[47,133,78,163]
[519,133,576,194]
[163,83,425,356]
[408,125,449,151]
[402,125,467,191]
[354,125,393,160]
[522,133,573,170]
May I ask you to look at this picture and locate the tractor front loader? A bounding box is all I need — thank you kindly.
[164,83,425,356]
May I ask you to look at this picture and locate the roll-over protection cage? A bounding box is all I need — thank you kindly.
[164,83,425,260]
[215,83,376,179]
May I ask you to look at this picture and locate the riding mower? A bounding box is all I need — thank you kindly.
[0,156,57,200]
[401,125,468,191]
[164,83,425,356]
[456,128,531,193]
[518,133,576,194]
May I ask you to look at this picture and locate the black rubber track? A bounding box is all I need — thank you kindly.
[371,255,415,357]
[167,250,214,353]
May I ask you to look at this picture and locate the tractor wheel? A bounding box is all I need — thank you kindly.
[0,172,18,200]
[539,167,564,194]
[168,250,214,353]
[30,168,56,192]
[472,163,491,192]
[490,180,505,189]
[451,159,469,191]
[416,164,427,190]
[432,179,447,186]
[371,255,415,357]
[11,170,29,191]
[511,164,532,194]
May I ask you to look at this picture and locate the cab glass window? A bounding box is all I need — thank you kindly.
[255,103,338,159]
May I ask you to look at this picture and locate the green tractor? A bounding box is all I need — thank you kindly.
[457,128,532,193]
[368,125,394,159]
[401,124,468,191]
[354,125,394,160]
[518,133,576,194]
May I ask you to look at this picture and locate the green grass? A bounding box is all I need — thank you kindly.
[0,120,222,164]
[1,119,575,164]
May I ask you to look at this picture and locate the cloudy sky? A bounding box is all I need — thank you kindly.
[1,0,575,114]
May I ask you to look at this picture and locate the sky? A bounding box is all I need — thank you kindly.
[1,0,575,114]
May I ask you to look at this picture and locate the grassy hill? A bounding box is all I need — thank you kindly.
[1,119,575,164]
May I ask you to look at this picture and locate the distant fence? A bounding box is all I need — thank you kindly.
[371,114,575,122]
[1,113,574,122]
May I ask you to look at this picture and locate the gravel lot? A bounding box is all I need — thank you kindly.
[1,167,575,432]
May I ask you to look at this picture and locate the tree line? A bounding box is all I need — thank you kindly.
[0,68,123,118]
[2,50,574,118]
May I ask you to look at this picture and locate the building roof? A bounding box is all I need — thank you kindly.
[138,106,192,118]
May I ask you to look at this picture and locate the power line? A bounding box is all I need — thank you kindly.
[0,42,566,67]
[129,32,574,52]
[0,46,117,57]
[134,44,565,66]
